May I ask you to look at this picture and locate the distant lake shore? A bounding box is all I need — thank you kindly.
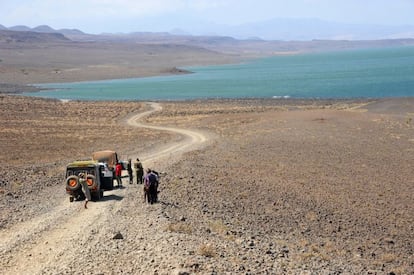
[21,46,414,101]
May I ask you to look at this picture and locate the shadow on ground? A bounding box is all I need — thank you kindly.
[100,194,123,202]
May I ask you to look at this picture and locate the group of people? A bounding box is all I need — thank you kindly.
[114,157,160,203]
[113,158,144,187]
[79,157,159,209]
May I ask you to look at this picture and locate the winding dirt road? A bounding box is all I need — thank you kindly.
[1,102,208,274]
[126,102,207,166]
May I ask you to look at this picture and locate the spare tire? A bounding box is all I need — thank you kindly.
[66,175,80,191]
[86,174,97,190]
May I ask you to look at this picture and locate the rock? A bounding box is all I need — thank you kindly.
[113,232,124,240]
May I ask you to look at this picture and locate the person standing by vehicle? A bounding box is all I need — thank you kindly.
[78,173,91,209]
[127,159,133,184]
[134,158,144,184]
[115,162,123,188]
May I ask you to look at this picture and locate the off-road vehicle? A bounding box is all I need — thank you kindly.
[65,160,114,202]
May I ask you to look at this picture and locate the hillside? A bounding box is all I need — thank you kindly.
[1,96,413,274]
[0,29,70,43]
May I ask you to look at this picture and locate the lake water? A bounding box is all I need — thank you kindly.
[25,46,414,101]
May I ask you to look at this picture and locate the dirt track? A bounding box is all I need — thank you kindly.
[1,97,413,274]
[126,102,208,166]
[1,102,208,274]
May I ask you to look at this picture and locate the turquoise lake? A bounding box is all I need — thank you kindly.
[26,46,414,101]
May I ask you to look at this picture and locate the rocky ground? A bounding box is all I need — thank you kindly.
[0,95,413,274]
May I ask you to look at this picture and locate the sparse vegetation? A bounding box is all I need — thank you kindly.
[1,96,413,274]
[166,222,193,234]
[198,243,217,257]
[208,219,228,235]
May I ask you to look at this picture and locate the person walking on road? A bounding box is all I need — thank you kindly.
[134,158,144,184]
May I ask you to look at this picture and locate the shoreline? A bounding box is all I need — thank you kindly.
[3,79,413,106]
[0,83,43,94]
[2,47,414,99]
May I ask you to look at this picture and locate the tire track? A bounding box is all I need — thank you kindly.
[0,102,208,274]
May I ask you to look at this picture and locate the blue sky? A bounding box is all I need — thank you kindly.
[1,0,414,34]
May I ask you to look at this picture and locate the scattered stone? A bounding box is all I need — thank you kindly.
[113,232,124,240]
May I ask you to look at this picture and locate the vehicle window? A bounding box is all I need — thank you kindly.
[66,168,96,177]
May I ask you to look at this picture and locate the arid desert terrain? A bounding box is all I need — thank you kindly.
[0,32,413,274]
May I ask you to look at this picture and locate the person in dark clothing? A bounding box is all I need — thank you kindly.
[127,159,133,184]
[144,168,159,204]
[134,158,144,184]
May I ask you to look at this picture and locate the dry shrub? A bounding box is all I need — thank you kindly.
[296,242,333,263]
[381,253,397,263]
[11,180,23,192]
[198,243,217,257]
[166,222,192,234]
[238,190,249,199]
[208,219,228,235]
[305,211,318,222]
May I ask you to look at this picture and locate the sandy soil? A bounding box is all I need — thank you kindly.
[0,95,413,274]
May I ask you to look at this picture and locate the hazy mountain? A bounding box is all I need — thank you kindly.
[2,20,414,41]
[118,17,414,40]
[194,18,414,40]
[58,28,85,35]
[0,29,70,43]
[3,25,84,35]
[8,25,32,32]
[32,25,56,33]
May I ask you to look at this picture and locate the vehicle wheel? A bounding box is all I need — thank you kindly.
[91,192,98,201]
[91,189,103,201]
[69,196,74,202]
[86,175,97,189]
[66,175,80,191]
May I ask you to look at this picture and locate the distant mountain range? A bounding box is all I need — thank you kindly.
[0,25,89,43]
[0,28,70,43]
[0,24,85,36]
[1,18,414,41]
[195,18,414,40]
[2,23,414,55]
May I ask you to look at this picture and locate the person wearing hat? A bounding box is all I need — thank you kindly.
[78,173,91,209]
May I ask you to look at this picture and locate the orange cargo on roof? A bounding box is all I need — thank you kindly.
[92,150,118,170]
